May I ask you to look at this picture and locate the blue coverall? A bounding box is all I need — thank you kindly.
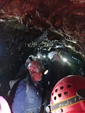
[12,75,42,113]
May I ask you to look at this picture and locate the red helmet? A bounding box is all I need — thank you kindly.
[50,75,85,113]
[0,96,11,113]
[27,61,43,82]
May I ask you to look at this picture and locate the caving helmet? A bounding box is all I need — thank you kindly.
[48,51,57,60]
[48,51,61,62]
[27,61,43,82]
[50,75,85,113]
[0,96,11,113]
[25,55,36,67]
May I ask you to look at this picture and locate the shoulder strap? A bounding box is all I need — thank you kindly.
[24,78,29,93]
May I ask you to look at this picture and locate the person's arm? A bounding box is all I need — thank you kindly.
[12,80,26,113]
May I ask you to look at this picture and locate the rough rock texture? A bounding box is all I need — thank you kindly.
[0,21,43,98]
[0,0,85,51]
[0,0,85,101]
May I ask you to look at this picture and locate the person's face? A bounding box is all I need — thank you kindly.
[30,71,42,82]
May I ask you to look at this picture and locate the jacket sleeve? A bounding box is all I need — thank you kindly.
[12,80,26,113]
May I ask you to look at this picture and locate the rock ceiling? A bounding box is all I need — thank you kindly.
[0,0,85,54]
[0,0,85,58]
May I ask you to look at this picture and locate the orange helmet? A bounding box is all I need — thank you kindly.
[50,75,85,113]
[27,61,43,82]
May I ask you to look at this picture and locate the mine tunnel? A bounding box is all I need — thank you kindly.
[0,0,85,113]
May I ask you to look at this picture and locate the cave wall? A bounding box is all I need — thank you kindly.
[0,21,43,97]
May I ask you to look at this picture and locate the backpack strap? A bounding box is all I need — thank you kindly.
[24,78,29,93]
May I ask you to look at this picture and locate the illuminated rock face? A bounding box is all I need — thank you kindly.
[0,0,85,45]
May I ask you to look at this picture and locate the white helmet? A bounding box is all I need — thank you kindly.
[0,96,11,113]
[48,51,57,60]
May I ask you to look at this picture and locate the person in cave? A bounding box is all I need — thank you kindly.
[41,51,66,113]
[11,60,44,113]
[47,51,66,90]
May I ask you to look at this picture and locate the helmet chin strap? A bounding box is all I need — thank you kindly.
[76,89,85,99]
